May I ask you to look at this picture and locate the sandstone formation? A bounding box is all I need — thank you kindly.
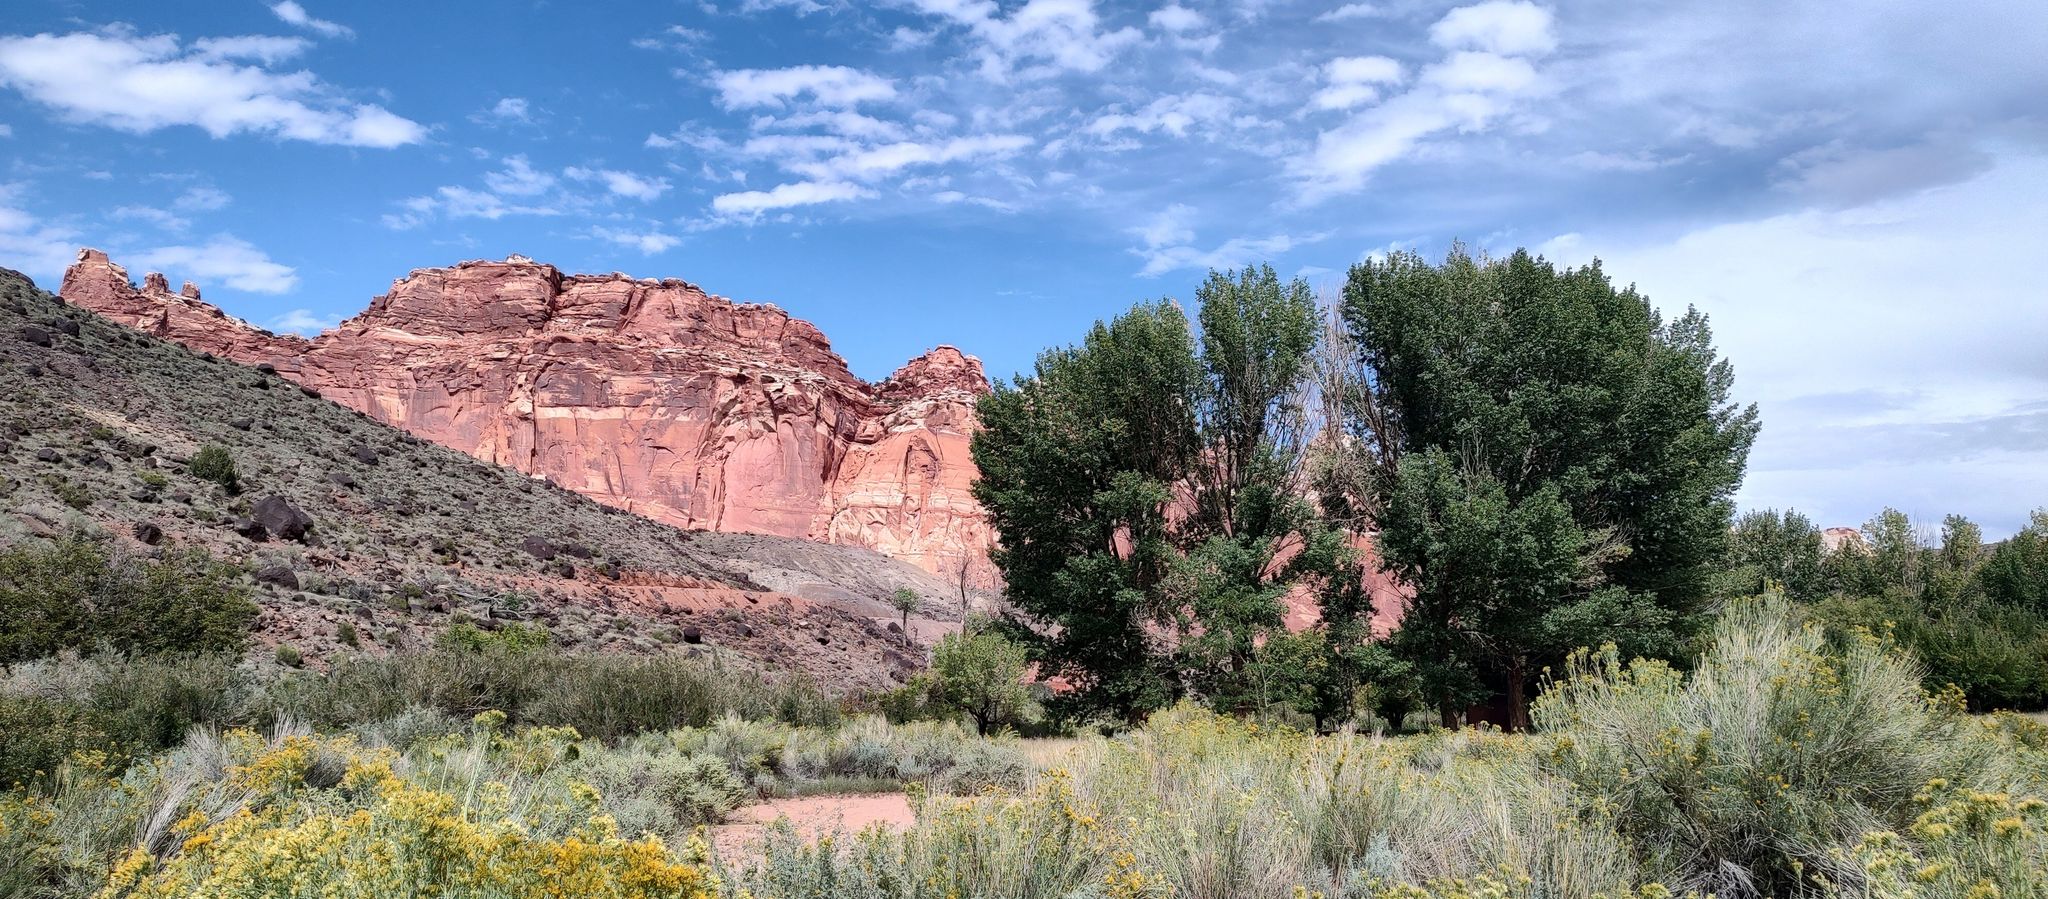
[61,249,995,583]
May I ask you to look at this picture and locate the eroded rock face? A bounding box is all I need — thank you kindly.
[61,249,996,582]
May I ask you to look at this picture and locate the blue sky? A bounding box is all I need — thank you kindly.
[2,0,2045,535]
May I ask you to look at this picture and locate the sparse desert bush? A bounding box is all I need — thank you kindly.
[184,444,238,493]
[0,535,257,664]
[1534,597,2005,897]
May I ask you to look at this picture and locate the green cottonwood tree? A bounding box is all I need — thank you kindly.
[1338,247,1758,729]
[972,266,1363,724]
[1725,509,1826,602]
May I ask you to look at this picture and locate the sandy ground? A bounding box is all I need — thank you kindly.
[711,792,916,859]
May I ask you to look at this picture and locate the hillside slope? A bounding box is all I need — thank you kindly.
[0,266,969,689]
[59,249,996,585]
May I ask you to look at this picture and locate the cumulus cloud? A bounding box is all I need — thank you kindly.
[711,180,873,215]
[132,236,297,294]
[1428,0,1555,55]
[714,65,896,109]
[0,29,422,147]
[269,1,354,39]
[1149,5,1205,33]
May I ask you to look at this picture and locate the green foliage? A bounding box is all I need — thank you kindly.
[1978,510,2048,613]
[0,534,258,664]
[435,620,552,654]
[0,653,248,786]
[890,586,920,629]
[272,644,302,668]
[1535,598,1985,896]
[1341,247,1758,727]
[973,265,1361,724]
[186,444,239,493]
[927,628,1041,734]
[1723,508,1825,601]
[258,646,840,739]
[1813,592,2048,712]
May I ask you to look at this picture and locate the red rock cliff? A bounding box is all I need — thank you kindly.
[60,249,996,582]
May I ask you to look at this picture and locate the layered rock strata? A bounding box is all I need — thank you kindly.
[62,249,994,582]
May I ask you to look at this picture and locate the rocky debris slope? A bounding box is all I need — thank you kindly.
[60,250,996,586]
[3,265,969,689]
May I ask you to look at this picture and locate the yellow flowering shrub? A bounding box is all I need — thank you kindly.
[93,733,714,899]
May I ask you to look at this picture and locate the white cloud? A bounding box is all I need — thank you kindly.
[191,35,310,64]
[1314,56,1404,110]
[1295,2,1552,194]
[753,110,907,141]
[0,124,12,138]
[1428,0,1555,56]
[631,25,709,51]
[1132,231,1308,277]
[269,1,355,39]
[174,186,232,211]
[1130,203,1196,249]
[482,97,531,124]
[714,65,896,109]
[1316,4,1383,22]
[0,29,422,147]
[711,180,873,215]
[132,236,297,294]
[1086,94,1234,139]
[565,167,671,201]
[482,155,556,197]
[110,205,190,232]
[0,184,81,284]
[1547,151,2048,536]
[905,0,1142,80]
[268,308,341,335]
[1149,4,1205,32]
[592,227,682,254]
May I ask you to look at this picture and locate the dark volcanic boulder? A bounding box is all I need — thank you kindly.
[519,535,559,560]
[251,495,314,541]
[132,521,164,545]
[254,565,300,589]
[17,325,52,347]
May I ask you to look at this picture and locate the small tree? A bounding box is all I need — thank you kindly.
[188,444,240,494]
[930,629,1040,734]
[890,587,920,632]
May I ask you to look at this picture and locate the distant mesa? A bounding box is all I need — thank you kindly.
[60,248,997,584]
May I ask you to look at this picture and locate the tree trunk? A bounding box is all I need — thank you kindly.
[1439,701,1459,730]
[1505,659,1529,733]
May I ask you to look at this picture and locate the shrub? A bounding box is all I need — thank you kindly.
[1,652,249,773]
[92,730,716,899]
[185,444,238,493]
[0,694,104,787]
[0,535,258,664]
[273,644,302,668]
[1534,597,1982,896]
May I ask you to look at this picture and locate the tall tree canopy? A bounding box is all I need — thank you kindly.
[1336,247,1759,728]
[972,266,1363,724]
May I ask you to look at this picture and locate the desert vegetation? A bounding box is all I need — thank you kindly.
[6,249,2048,897]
